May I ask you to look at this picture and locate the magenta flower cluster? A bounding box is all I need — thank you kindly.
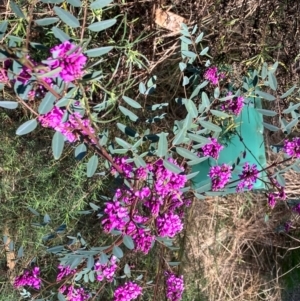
[14,267,41,290]
[94,255,118,282]
[38,106,96,143]
[165,272,184,301]
[201,138,224,159]
[47,41,87,82]
[220,92,244,116]
[209,163,232,191]
[59,285,90,301]
[267,178,286,208]
[113,281,142,301]
[204,66,224,85]
[57,264,76,281]
[284,137,300,158]
[1,42,87,102]
[236,163,259,192]
[102,158,190,254]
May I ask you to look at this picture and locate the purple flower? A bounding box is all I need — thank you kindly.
[113,281,142,301]
[221,95,244,116]
[284,137,300,158]
[57,264,76,281]
[59,285,90,301]
[204,66,223,85]
[46,41,87,82]
[14,267,41,290]
[94,255,118,282]
[201,138,223,159]
[209,164,232,191]
[236,163,259,192]
[102,200,130,233]
[165,272,184,301]
[268,193,277,208]
[38,107,95,143]
[156,212,183,238]
[132,227,155,254]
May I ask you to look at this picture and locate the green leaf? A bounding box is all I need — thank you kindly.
[187,133,210,144]
[163,159,183,174]
[181,50,196,59]
[88,18,116,32]
[0,21,8,40]
[269,61,278,73]
[268,71,277,91]
[139,82,146,94]
[54,7,80,28]
[157,132,168,157]
[90,0,113,9]
[180,36,192,45]
[276,174,285,187]
[134,155,146,167]
[183,112,193,129]
[261,62,267,79]
[57,292,67,301]
[67,0,82,7]
[36,67,62,79]
[255,90,275,101]
[122,96,142,109]
[200,47,209,56]
[117,123,138,138]
[282,102,300,114]
[84,46,113,57]
[38,92,56,114]
[47,245,65,253]
[115,137,132,149]
[173,128,186,145]
[119,106,139,122]
[185,99,198,118]
[35,17,59,26]
[176,147,199,160]
[89,270,95,282]
[186,171,199,180]
[52,131,65,160]
[28,207,40,216]
[190,81,208,99]
[123,235,134,249]
[195,32,204,43]
[52,27,70,42]
[10,1,25,18]
[201,92,210,107]
[16,119,38,135]
[280,85,297,99]
[262,122,280,132]
[214,87,220,98]
[199,120,222,133]
[179,62,186,71]
[87,155,99,177]
[124,264,131,276]
[113,246,123,258]
[286,118,298,131]
[0,100,18,109]
[187,156,209,166]
[210,110,229,118]
[182,76,189,86]
[255,108,277,117]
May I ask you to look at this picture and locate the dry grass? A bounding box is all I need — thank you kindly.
[182,194,285,301]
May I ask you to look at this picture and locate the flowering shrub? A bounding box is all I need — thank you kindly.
[0,1,299,300]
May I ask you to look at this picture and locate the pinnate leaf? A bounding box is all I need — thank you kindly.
[53,7,80,28]
[88,19,116,32]
[16,119,38,135]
